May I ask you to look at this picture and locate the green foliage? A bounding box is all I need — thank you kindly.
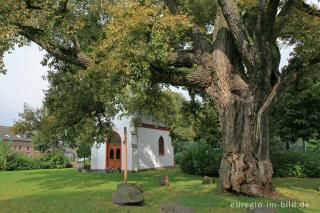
[271,150,320,178]
[270,73,320,148]
[0,142,14,171]
[180,99,221,146]
[77,143,91,159]
[42,153,72,169]
[179,143,221,176]
[174,152,183,165]
[44,63,118,146]
[11,104,60,153]
[129,89,221,146]
[0,145,71,171]
[179,144,320,178]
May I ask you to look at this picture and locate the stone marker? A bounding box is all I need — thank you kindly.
[159,175,169,186]
[160,202,194,213]
[318,186,320,191]
[247,206,280,213]
[112,183,144,205]
[202,176,214,184]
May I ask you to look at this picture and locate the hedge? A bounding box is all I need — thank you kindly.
[177,143,320,178]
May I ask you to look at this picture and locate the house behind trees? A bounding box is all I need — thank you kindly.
[0,126,39,157]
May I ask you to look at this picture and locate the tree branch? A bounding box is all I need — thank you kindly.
[218,0,256,69]
[256,0,280,38]
[18,25,91,69]
[163,0,212,53]
[150,65,209,88]
[167,52,197,68]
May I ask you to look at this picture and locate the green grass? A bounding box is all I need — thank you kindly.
[0,168,319,213]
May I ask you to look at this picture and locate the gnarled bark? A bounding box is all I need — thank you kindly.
[216,98,276,197]
[202,8,278,197]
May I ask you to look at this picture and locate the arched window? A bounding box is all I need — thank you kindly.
[110,149,114,159]
[159,136,164,156]
[116,148,120,159]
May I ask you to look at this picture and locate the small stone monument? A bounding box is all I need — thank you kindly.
[202,176,214,184]
[159,175,169,186]
[112,183,144,205]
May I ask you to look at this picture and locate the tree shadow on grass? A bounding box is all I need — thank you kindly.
[5,169,314,213]
[0,186,306,213]
[4,169,315,213]
[13,168,203,192]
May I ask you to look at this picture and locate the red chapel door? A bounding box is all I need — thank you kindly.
[106,131,122,169]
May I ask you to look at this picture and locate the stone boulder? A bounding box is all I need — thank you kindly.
[247,207,280,213]
[160,202,194,213]
[202,176,214,184]
[159,175,169,186]
[112,183,144,205]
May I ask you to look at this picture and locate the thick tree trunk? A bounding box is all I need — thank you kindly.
[202,10,278,197]
[216,98,276,197]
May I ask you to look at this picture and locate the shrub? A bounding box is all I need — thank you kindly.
[179,143,320,178]
[42,153,72,169]
[0,144,72,171]
[174,152,183,165]
[180,143,221,177]
[271,150,320,177]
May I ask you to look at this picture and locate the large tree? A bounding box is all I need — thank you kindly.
[1,0,320,197]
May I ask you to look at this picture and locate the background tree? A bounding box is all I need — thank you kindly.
[2,0,320,197]
[77,142,91,165]
[270,70,320,150]
[11,104,60,154]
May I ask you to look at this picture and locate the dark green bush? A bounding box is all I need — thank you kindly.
[271,150,320,177]
[174,152,183,165]
[180,143,221,177]
[179,142,320,178]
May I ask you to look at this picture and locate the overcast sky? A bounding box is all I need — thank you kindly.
[0,44,49,126]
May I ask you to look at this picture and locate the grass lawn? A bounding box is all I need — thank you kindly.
[0,168,319,213]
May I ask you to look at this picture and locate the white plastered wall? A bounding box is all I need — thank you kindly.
[136,127,174,170]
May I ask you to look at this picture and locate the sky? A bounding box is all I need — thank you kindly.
[0,44,49,126]
[1,0,319,126]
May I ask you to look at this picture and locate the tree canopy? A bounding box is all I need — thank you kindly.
[2,0,317,147]
[2,0,320,197]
